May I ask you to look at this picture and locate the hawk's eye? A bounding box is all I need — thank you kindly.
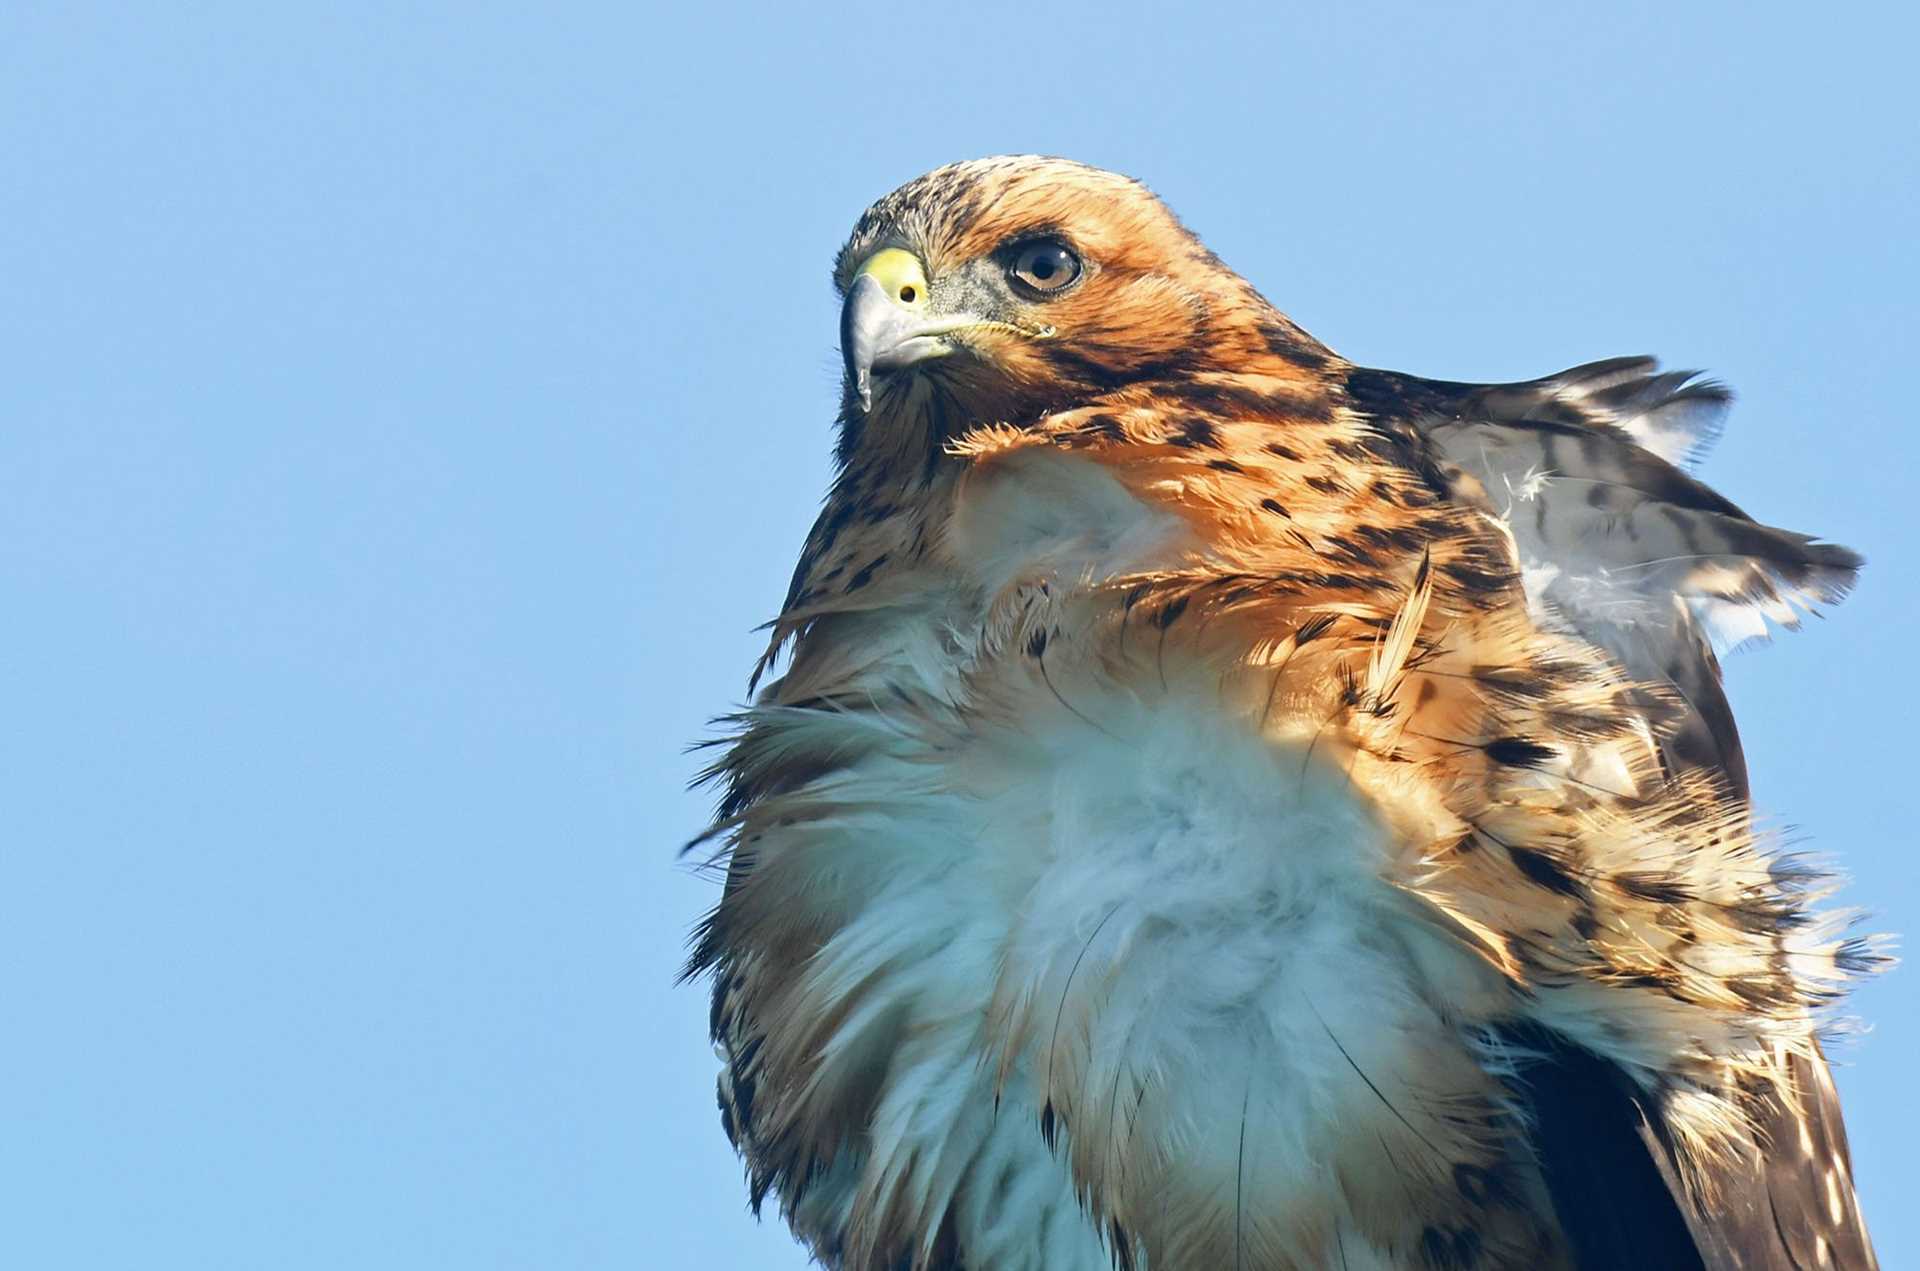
[1006,240,1082,297]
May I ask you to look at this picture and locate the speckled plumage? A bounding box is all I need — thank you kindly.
[687,157,1880,1270]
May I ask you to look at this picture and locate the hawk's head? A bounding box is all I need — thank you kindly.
[832,156,1332,460]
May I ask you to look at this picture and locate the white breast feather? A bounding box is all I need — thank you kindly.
[751,452,1502,1267]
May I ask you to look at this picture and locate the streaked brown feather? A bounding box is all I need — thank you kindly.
[689,156,1879,1270]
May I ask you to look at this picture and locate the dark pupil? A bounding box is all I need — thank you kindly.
[1029,252,1058,280]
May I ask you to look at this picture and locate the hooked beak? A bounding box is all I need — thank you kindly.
[841,272,957,410]
[841,248,1058,411]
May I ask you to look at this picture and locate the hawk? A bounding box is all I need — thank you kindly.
[687,156,1880,1270]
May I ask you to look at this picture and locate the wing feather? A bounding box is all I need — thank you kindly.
[1352,359,1876,1270]
[1353,359,1860,797]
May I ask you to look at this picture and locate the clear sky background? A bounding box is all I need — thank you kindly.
[3,3,1914,1268]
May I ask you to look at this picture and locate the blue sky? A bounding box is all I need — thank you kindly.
[3,3,1914,1267]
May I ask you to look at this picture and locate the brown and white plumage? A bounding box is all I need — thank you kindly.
[687,156,1879,1270]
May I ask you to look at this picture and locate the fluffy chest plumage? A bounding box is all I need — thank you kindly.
[719,452,1552,1270]
[817,690,1514,1269]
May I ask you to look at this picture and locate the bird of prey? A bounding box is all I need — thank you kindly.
[687,156,1879,1270]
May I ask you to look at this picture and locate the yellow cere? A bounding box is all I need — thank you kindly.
[857,248,930,308]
